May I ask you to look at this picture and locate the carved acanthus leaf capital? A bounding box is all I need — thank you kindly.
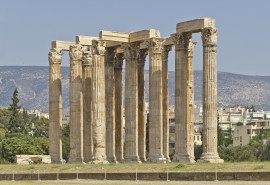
[201,27,218,45]
[69,45,83,61]
[92,40,106,55]
[146,38,165,54]
[82,51,93,66]
[122,43,140,60]
[172,32,192,49]
[138,49,148,65]
[48,48,62,64]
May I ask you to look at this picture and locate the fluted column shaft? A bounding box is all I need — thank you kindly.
[82,51,93,163]
[105,47,117,163]
[173,33,195,162]
[138,49,147,162]
[124,43,141,163]
[148,38,165,162]
[114,53,124,162]
[69,45,84,163]
[91,40,108,164]
[162,45,172,162]
[199,27,223,163]
[48,48,63,163]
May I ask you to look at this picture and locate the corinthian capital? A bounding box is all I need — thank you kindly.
[172,32,192,49]
[82,51,93,66]
[48,48,62,64]
[105,47,115,63]
[122,43,140,60]
[146,38,165,54]
[92,40,106,55]
[69,45,83,61]
[201,27,218,45]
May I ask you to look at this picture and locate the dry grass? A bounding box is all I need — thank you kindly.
[0,161,270,174]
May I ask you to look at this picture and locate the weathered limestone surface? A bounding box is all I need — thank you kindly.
[124,43,141,163]
[68,45,84,163]
[82,51,93,163]
[76,36,98,46]
[91,40,108,164]
[173,32,195,162]
[105,47,117,163]
[48,48,63,163]
[198,27,223,163]
[176,18,215,33]
[162,45,172,162]
[114,53,124,162]
[16,155,51,165]
[147,38,165,162]
[130,29,160,42]
[138,49,147,162]
[51,41,75,51]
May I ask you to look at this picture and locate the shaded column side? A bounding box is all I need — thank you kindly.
[48,48,63,163]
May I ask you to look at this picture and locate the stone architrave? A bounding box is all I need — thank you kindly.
[82,50,93,163]
[68,45,84,163]
[123,43,141,163]
[114,52,124,162]
[172,32,195,162]
[137,49,148,162]
[198,27,224,163]
[48,48,63,163]
[162,44,172,162]
[147,38,165,162]
[105,47,117,163]
[91,40,108,164]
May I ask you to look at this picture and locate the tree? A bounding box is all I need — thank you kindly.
[217,125,225,146]
[62,123,70,161]
[31,117,49,138]
[7,88,25,134]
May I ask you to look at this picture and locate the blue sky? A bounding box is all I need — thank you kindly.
[1,0,270,76]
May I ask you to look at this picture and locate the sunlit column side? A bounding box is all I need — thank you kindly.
[198,27,224,163]
[91,40,108,164]
[138,49,148,162]
[172,33,194,162]
[123,43,141,163]
[105,47,117,163]
[162,44,172,162]
[68,45,84,163]
[82,51,93,163]
[186,40,196,162]
[114,52,124,162]
[48,48,63,163]
[147,38,165,162]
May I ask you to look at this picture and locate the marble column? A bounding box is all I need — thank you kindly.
[147,38,165,162]
[114,53,124,162]
[173,32,195,162]
[124,43,141,163]
[91,40,108,164]
[82,51,93,163]
[138,49,148,162]
[68,45,84,163]
[48,48,63,163]
[105,47,117,163]
[198,27,224,163]
[162,45,172,162]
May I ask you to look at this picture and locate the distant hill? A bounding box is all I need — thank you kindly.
[0,66,269,114]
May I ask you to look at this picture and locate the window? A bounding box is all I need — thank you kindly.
[240,136,242,142]
[247,129,251,134]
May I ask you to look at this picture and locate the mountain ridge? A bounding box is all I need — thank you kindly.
[0,66,269,113]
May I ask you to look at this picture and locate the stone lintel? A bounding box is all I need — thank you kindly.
[99,30,129,43]
[129,29,160,43]
[76,36,98,45]
[163,37,174,46]
[176,17,215,33]
[51,40,75,51]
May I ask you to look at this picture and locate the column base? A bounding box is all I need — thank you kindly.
[68,157,84,164]
[173,154,195,163]
[90,160,109,164]
[139,156,147,162]
[197,153,224,163]
[165,155,171,163]
[107,156,119,163]
[124,155,142,163]
[148,154,166,163]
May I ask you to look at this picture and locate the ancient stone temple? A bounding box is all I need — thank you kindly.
[48,17,223,164]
